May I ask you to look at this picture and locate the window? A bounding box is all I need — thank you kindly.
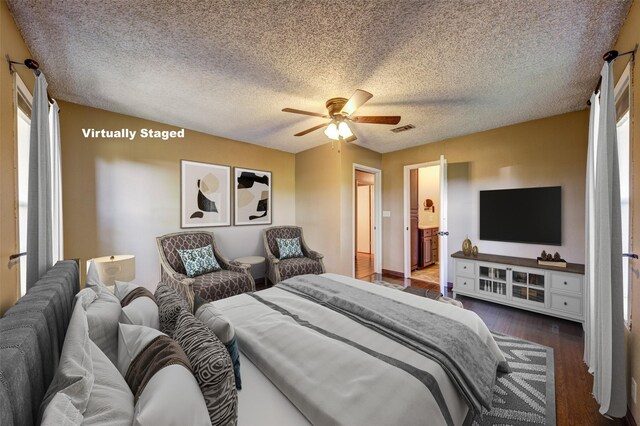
[16,74,32,297]
[614,62,632,328]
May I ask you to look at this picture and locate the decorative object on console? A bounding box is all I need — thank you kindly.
[234,167,272,225]
[90,254,135,286]
[181,160,231,228]
[472,245,478,257]
[462,236,472,256]
[537,250,567,267]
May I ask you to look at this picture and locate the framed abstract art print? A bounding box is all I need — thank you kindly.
[181,160,231,227]
[234,167,272,225]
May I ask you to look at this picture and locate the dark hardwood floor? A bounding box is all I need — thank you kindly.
[358,273,622,426]
[355,252,374,279]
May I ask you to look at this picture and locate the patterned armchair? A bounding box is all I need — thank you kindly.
[156,231,255,307]
[263,226,326,285]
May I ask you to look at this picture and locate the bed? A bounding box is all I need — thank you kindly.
[1,264,505,426]
[220,273,508,426]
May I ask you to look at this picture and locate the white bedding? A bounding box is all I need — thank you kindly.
[218,273,505,425]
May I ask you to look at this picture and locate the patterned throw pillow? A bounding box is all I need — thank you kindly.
[173,310,238,426]
[196,302,242,389]
[177,245,221,278]
[276,237,304,259]
[154,283,191,337]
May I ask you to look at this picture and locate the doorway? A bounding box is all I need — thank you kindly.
[403,156,448,294]
[353,164,382,279]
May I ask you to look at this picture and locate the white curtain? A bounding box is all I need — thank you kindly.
[26,72,52,289]
[584,61,626,417]
[49,100,64,263]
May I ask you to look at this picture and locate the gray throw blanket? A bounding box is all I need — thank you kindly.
[278,275,510,415]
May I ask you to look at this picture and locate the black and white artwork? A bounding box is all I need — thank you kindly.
[181,160,230,228]
[234,167,272,225]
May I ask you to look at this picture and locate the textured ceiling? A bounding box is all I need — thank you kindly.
[7,0,632,154]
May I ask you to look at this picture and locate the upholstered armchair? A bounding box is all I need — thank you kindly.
[156,231,255,306]
[263,226,326,285]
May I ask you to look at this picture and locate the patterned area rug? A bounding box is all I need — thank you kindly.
[474,332,556,426]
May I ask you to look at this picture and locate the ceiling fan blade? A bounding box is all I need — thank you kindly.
[344,134,357,143]
[282,108,329,118]
[294,123,328,136]
[340,89,373,116]
[351,115,401,125]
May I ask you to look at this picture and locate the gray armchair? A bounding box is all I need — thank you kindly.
[263,226,325,285]
[156,231,255,307]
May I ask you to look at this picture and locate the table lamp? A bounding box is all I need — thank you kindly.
[91,254,135,285]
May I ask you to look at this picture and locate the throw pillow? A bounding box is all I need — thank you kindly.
[116,282,160,330]
[78,287,121,366]
[117,324,210,426]
[154,283,191,337]
[177,245,221,278]
[196,303,242,389]
[276,237,304,259]
[40,301,134,426]
[173,310,238,425]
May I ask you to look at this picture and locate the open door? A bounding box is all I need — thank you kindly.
[439,155,448,295]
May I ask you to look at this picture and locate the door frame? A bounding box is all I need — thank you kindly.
[352,164,382,277]
[403,157,448,293]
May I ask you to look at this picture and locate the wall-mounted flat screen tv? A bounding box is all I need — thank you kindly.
[479,186,561,245]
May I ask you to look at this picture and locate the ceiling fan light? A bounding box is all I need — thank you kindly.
[324,122,340,140]
[338,121,353,138]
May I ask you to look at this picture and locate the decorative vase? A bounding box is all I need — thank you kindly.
[462,236,472,256]
[472,245,478,257]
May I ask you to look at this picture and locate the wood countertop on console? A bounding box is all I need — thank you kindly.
[451,251,585,275]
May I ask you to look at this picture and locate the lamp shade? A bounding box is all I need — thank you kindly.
[92,255,135,285]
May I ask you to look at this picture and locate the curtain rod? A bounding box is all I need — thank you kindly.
[5,55,57,106]
[587,46,637,106]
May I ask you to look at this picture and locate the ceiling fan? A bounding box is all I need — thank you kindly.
[282,89,401,143]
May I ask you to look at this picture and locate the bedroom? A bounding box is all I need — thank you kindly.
[0,1,639,425]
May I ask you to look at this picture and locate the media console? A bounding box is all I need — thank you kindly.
[452,251,585,323]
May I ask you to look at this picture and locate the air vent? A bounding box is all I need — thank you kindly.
[390,124,415,133]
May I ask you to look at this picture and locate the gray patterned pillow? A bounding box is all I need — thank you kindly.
[173,310,238,426]
[154,283,191,337]
[177,245,221,277]
[276,237,304,259]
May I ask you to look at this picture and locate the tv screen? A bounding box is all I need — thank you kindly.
[479,186,561,245]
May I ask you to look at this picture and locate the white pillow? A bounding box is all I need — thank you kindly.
[121,298,160,330]
[117,324,164,377]
[115,282,160,330]
[86,260,105,288]
[117,324,211,426]
[114,281,138,300]
[195,303,235,344]
[82,287,121,366]
[41,302,134,425]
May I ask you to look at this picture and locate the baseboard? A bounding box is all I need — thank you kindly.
[382,269,404,278]
[625,407,637,426]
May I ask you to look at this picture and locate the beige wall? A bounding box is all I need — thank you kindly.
[612,0,640,420]
[381,110,589,281]
[59,101,295,288]
[0,1,35,314]
[296,141,381,275]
